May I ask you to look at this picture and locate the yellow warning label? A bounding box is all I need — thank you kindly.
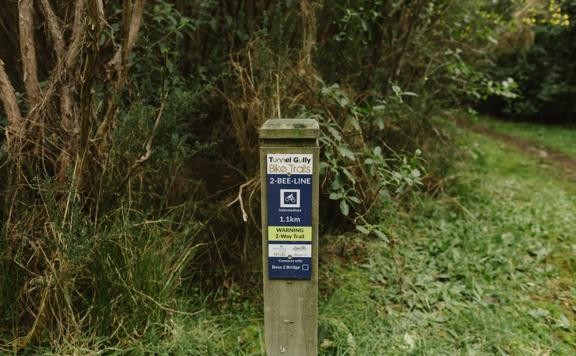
[268,226,312,241]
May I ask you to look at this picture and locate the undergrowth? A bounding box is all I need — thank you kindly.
[0,0,527,351]
[316,131,576,355]
[8,120,574,354]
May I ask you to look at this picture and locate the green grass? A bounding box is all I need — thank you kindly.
[480,117,576,158]
[6,127,575,355]
[153,127,574,355]
[315,132,576,355]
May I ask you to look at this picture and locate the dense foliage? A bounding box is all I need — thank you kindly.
[0,0,570,351]
[482,0,576,121]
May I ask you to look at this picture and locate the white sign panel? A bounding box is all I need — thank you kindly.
[266,154,313,175]
[268,244,312,258]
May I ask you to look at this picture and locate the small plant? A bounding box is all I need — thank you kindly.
[310,81,426,235]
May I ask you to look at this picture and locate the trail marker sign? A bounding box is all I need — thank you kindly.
[260,119,319,356]
[267,153,313,280]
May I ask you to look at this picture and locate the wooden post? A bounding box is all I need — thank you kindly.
[260,119,320,356]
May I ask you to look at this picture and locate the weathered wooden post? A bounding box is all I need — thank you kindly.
[259,119,320,355]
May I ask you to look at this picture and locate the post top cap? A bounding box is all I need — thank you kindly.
[259,119,320,139]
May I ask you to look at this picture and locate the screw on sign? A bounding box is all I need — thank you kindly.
[260,119,319,356]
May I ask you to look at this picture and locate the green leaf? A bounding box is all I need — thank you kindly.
[373,229,389,242]
[557,314,571,329]
[356,225,370,235]
[331,175,345,190]
[341,168,356,184]
[329,192,342,200]
[349,116,360,131]
[528,308,550,320]
[327,126,342,141]
[348,196,361,204]
[340,200,350,216]
[338,146,355,161]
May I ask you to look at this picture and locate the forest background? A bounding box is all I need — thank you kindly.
[0,0,574,353]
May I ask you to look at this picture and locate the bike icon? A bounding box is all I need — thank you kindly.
[284,193,296,204]
[280,189,300,208]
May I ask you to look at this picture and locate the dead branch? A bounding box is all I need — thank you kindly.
[96,0,145,145]
[27,0,85,125]
[38,0,64,60]
[227,178,256,222]
[0,58,24,148]
[18,0,41,109]
[74,0,104,186]
[137,94,166,165]
[123,0,145,64]
[107,0,145,81]
[65,0,86,72]
[116,94,167,192]
[38,0,74,129]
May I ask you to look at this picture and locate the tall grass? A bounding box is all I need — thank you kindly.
[0,90,214,350]
[0,186,210,350]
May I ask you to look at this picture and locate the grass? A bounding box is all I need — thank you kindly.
[317,131,576,354]
[151,126,574,355]
[479,116,576,158]
[3,126,575,354]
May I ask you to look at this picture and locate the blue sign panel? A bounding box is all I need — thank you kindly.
[268,257,312,279]
[266,154,313,280]
[267,175,312,227]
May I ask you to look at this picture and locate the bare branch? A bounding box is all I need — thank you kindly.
[38,0,64,61]
[37,0,75,130]
[28,0,90,127]
[137,94,166,165]
[116,93,167,192]
[18,0,41,109]
[0,57,24,148]
[121,0,133,62]
[227,178,256,223]
[124,0,145,63]
[72,0,104,186]
[64,0,86,72]
[96,0,145,143]
[107,0,145,85]
[25,0,84,130]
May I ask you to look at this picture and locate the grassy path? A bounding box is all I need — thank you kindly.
[478,117,576,159]
[318,128,576,354]
[462,117,576,182]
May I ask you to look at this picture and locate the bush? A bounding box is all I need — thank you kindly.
[482,0,576,121]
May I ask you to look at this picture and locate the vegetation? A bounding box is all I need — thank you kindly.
[479,116,576,157]
[480,0,576,121]
[0,0,574,353]
[317,131,576,354]
[5,121,573,355]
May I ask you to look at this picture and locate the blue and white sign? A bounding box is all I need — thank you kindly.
[267,154,313,279]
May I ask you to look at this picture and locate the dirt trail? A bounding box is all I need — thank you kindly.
[461,121,576,181]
